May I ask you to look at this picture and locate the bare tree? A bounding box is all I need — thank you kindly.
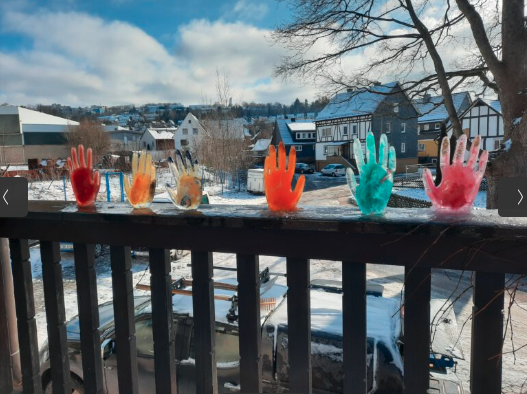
[193,70,254,190]
[273,0,527,208]
[67,120,111,164]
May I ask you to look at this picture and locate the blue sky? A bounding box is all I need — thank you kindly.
[0,0,319,107]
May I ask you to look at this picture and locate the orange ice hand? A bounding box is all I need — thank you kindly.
[124,150,156,208]
[264,142,305,212]
[166,150,202,210]
[68,145,101,207]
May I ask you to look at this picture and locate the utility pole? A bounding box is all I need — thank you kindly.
[0,238,22,386]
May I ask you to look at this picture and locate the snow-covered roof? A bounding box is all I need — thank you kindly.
[288,122,316,132]
[486,99,501,114]
[146,128,175,139]
[413,92,470,123]
[315,82,398,121]
[252,138,272,152]
[276,118,315,145]
[0,105,79,126]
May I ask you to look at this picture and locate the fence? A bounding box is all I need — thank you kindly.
[0,202,525,394]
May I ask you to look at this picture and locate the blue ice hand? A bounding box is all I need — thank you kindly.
[346,132,396,215]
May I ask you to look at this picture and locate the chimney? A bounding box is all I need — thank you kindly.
[373,81,381,86]
[291,117,296,122]
[346,88,354,93]
[424,93,431,103]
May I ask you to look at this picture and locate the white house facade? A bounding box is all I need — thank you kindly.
[448,99,504,151]
[174,113,205,151]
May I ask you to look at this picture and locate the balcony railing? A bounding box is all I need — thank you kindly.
[1,201,526,394]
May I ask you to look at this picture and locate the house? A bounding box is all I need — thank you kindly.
[315,82,419,172]
[447,98,504,151]
[251,138,272,159]
[174,113,249,152]
[274,118,316,164]
[104,125,143,151]
[413,92,471,164]
[174,113,206,151]
[0,105,79,163]
[141,128,176,151]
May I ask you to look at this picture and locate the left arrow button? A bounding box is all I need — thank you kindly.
[3,189,8,205]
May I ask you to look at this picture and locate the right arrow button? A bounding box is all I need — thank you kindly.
[499,178,527,217]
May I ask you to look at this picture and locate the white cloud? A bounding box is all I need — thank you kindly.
[0,10,320,106]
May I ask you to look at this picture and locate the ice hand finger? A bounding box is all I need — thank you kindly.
[353,138,365,176]
[388,146,396,173]
[440,137,451,168]
[346,167,358,196]
[453,134,467,166]
[278,142,286,172]
[366,132,376,164]
[467,136,481,169]
[379,134,388,168]
[176,150,187,176]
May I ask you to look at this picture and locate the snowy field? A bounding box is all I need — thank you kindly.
[23,174,527,393]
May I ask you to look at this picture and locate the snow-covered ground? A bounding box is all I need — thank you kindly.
[23,174,527,393]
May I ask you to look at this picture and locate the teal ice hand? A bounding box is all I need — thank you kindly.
[346,132,396,215]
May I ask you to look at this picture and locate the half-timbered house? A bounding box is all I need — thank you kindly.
[314,82,419,172]
[447,98,504,151]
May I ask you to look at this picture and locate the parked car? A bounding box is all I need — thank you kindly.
[39,273,463,394]
[295,163,314,174]
[321,164,346,177]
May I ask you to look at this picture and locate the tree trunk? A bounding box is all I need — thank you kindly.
[486,113,527,208]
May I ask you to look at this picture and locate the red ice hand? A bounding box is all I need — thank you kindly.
[264,142,305,212]
[68,145,101,207]
[423,135,488,212]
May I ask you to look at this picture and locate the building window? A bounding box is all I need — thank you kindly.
[181,139,188,146]
[322,128,332,137]
[193,128,198,135]
[343,126,348,135]
[435,123,440,130]
[386,122,391,133]
[418,143,425,151]
[302,133,307,139]
[494,140,502,150]
[188,119,191,124]
[401,123,406,133]
[294,145,303,152]
[296,133,301,139]
[417,125,421,134]
[424,124,430,131]
[401,142,406,153]
[143,141,146,147]
[324,145,339,156]
[183,128,188,135]
[310,132,315,138]
[394,104,399,113]
[352,124,357,136]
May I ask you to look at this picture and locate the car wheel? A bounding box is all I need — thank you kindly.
[332,172,337,177]
[44,373,85,394]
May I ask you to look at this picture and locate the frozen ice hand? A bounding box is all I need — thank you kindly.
[264,142,305,212]
[423,135,488,212]
[68,144,101,207]
[166,150,202,210]
[123,150,156,208]
[346,132,396,215]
